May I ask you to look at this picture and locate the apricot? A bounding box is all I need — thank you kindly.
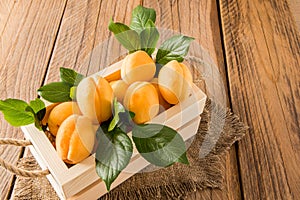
[123,82,159,124]
[158,60,193,104]
[151,78,171,112]
[41,103,60,126]
[121,51,156,84]
[76,75,114,124]
[48,102,81,136]
[104,69,121,82]
[110,80,129,102]
[56,114,96,164]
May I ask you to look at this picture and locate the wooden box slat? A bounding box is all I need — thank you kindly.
[71,116,201,200]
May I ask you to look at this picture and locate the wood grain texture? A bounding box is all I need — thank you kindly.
[220,0,300,199]
[290,0,300,30]
[0,0,67,198]
[45,0,140,83]
[0,0,16,35]
[142,0,241,199]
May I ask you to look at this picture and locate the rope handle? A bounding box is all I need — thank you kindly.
[0,138,50,177]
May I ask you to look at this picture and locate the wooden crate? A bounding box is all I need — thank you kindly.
[21,61,207,199]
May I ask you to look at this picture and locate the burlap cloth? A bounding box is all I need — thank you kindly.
[12,99,248,199]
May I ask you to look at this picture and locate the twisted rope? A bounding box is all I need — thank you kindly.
[0,138,32,146]
[0,138,50,177]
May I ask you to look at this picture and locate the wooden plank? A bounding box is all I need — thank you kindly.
[290,0,300,30]
[45,0,102,82]
[220,0,300,199]
[142,0,241,199]
[0,0,67,199]
[45,0,141,83]
[0,1,31,65]
[0,0,16,34]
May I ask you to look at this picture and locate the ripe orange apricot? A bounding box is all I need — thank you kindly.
[150,78,171,112]
[123,82,159,124]
[110,80,129,102]
[158,60,193,104]
[104,69,121,82]
[121,51,156,84]
[48,102,81,136]
[76,75,114,124]
[56,114,96,164]
[41,103,60,126]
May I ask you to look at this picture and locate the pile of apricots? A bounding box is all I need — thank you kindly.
[42,50,193,164]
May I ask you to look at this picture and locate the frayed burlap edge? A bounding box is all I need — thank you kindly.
[12,99,248,200]
[100,99,248,200]
[12,157,59,200]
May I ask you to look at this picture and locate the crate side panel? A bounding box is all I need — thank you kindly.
[70,116,201,200]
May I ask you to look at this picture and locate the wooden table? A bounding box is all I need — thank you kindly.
[0,0,299,199]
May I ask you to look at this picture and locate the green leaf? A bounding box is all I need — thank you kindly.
[154,63,163,77]
[38,82,72,103]
[140,20,159,56]
[95,126,133,191]
[132,123,189,167]
[29,98,46,129]
[108,20,140,52]
[108,20,130,34]
[69,86,77,100]
[130,5,156,34]
[156,35,194,65]
[36,108,46,122]
[0,99,35,126]
[108,98,126,131]
[33,115,43,130]
[128,111,135,119]
[60,67,85,85]
[108,98,135,132]
[29,98,45,114]
[96,121,109,140]
[117,110,135,133]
